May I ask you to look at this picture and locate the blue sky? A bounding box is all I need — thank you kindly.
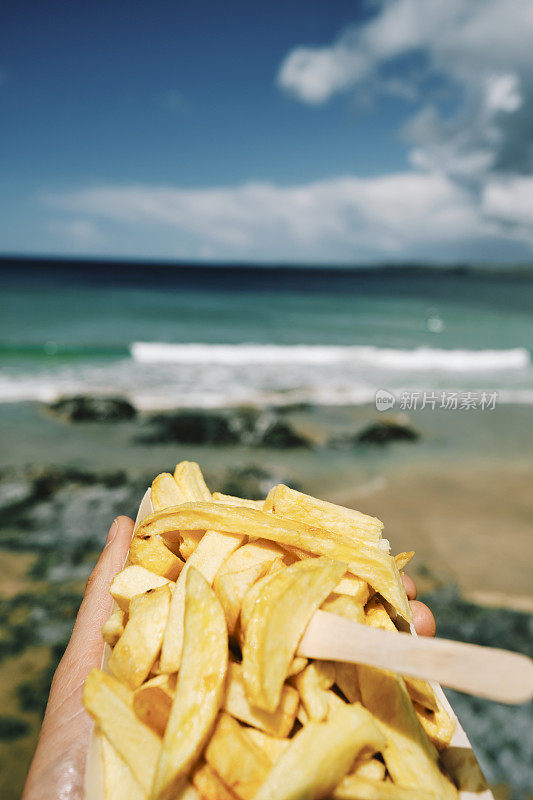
[2,0,533,263]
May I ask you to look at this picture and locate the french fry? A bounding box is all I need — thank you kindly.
[83,669,161,795]
[242,557,347,711]
[287,656,307,677]
[136,504,411,622]
[204,713,272,800]
[109,584,171,689]
[151,568,228,800]
[253,704,385,800]
[293,660,336,722]
[213,541,286,632]
[213,491,264,509]
[245,729,291,762]
[224,661,298,737]
[322,593,366,624]
[413,699,455,751]
[151,473,187,512]
[263,484,383,546]
[102,608,126,647]
[159,530,243,673]
[395,551,414,571]
[334,574,370,604]
[129,535,184,580]
[110,566,170,612]
[349,756,387,781]
[365,598,438,713]
[357,665,457,798]
[133,675,175,737]
[335,663,362,704]
[174,461,212,500]
[192,762,239,800]
[332,775,438,800]
[99,732,145,800]
[173,462,212,557]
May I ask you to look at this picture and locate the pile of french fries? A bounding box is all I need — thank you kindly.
[83,462,458,800]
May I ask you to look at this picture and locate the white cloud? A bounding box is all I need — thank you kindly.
[278,0,533,184]
[44,170,532,262]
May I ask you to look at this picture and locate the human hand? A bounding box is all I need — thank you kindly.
[22,518,436,799]
[22,516,134,800]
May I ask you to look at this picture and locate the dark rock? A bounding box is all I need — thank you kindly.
[357,415,420,446]
[330,414,420,448]
[255,416,312,448]
[140,409,239,445]
[138,406,313,448]
[48,395,137,423]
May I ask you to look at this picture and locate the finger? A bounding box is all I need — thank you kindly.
[401,573,417,601]
[410,600,436,638]
[65,515,134,664]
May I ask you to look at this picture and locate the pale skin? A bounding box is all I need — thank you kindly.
[22,516,436,800]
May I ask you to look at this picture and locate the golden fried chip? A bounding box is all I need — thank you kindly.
[293,660,336,722]
[136,504,411,622]
[364,598,438,713]
[110,566,170,612]
[102,608,126,647]
[174,461,212,500]
[395,551,415,571]
[83,669,161,795]
[242,557,346,711]
[263,484,383,546]
[151,568,228,800]
[159,531,242,673]
[332,775,437,799]
[213,541,286,633]
[99,732,145,800]
[109,584,171,689]
[129,535,183,580]
[133,675,175,737]
[192,762,239,800]
[205,713,272,800]
[213,492,264,510]
[253,704,385,800]
[349,756,387,781]
[413,699,455,751]
[224,662,298,738]
[151,473,187,512]
[357,665,457,798]
[245,729,291,763]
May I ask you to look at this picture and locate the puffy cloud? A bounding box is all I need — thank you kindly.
[278,0,533,182]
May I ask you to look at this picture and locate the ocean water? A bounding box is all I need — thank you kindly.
[1,260,533,409]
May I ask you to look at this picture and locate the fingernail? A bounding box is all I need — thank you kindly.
[105,518,119,546]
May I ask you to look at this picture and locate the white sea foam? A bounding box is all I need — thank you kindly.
[0,343,531,409]
[130,342,530,372]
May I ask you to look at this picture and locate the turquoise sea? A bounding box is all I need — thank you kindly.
[1,259,533,409]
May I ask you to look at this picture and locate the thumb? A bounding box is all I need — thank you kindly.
[66,515,134,663]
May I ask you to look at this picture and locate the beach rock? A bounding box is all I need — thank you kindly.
[48,395,137,423]
[356,415,420,446]
[140,409,239,445]
[139,406,313,448]
[254,415,312,448]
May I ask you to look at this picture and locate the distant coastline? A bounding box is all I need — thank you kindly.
[2,254,533,283]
